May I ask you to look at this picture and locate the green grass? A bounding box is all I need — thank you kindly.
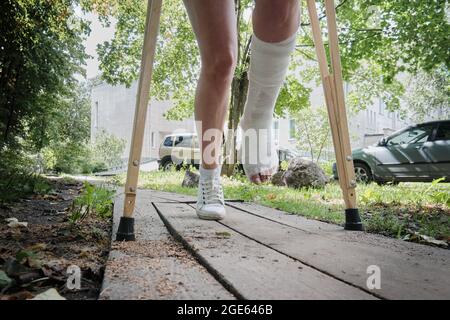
[111,170,450,246]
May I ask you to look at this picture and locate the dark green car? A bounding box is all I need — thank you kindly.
[333,120,450,184]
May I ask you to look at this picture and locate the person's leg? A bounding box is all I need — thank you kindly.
[183,0,237,220]
[240,0,300,183]
[184,0,237,169]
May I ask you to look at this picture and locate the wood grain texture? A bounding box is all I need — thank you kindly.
[225,202,450,300]
[100,194,235,300]
[154,202,376,300]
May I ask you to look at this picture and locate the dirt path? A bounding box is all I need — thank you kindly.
[0,177,112,300]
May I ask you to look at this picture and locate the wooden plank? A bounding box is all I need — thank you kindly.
[100,194,235,300]
[123,0,162,217]
[154,202,377,300]
[222,203,450,300]
[228,202,341,233]
[144,189,197,202]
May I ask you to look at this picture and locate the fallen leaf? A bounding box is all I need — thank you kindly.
[215,231,231,238]
[5,218,28,228]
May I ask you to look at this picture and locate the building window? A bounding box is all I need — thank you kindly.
[289,119,296,140]
[273,120,279,144]
[151,132,155,148]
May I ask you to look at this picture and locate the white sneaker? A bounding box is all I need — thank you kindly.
[196,173,226,220]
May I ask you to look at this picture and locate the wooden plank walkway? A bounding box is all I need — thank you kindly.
[101,189,450,300]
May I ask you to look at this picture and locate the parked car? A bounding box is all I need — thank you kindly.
[158,133,300,171]
[333,120,450,184]
[158,133,200,171]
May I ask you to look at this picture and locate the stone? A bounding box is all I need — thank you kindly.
[282,157,329,189]
[182,170,199,188]
[271,171,286,186]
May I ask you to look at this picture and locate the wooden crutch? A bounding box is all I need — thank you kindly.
[306,0,363,230]
[116,0,163,241]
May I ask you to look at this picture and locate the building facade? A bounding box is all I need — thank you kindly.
[91,80,195,161]
[90,79,412,162]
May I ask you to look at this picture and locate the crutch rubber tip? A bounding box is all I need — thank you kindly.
[116,217,136,241]
[344,208,364,231]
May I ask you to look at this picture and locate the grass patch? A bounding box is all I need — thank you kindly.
[111,171,450,246]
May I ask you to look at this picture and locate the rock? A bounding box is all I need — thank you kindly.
[31,288,66,300]
[182,170,199,188]
[282,157,329,189]
[0,270,13,289]
[271,171,286,186]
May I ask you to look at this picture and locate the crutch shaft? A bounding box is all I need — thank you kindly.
[116,0,163,241]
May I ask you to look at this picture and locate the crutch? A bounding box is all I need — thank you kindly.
[306,0,363,230]
[116,0,163,241]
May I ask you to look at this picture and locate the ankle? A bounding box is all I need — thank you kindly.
[199,165,221,180]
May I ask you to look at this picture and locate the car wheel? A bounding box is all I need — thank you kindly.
[354,163,373,183]
[160,158,175,171]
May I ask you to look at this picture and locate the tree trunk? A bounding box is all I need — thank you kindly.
[222,72,248,176]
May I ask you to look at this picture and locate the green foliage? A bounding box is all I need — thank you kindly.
[292,106,332,162]
[336,0,450,81]
[89,130,126,170]
[280,160,289,172]
[320,161,335,176]
[346,63,404,113]
[94,0,200,118]
[93,1,450,127]
[425,177,450,208]
[275,76,312,117]
[402,66,450,122]
[0,0,89,150]
[69,182,115,223]
[0,149,52,203]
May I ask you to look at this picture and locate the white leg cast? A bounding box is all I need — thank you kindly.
[239,33,296,182]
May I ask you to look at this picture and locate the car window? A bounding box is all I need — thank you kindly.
[387,125,433,146]
[163,136,174,147]
[174,135,193,148]
[435,123,450,141]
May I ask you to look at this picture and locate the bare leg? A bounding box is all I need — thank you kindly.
[183,0,237,169]
[241,0,300,184]
[184,0,236,220]
[253,0,300,43]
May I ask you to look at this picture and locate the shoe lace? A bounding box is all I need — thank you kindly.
[200,176,224,205]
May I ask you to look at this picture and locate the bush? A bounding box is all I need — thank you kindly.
[0,149,52,203]
[41,130,125,175]
[89,130,126,170]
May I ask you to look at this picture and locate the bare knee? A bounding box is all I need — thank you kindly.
[253,0,299,41]
[201,47,237,83]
